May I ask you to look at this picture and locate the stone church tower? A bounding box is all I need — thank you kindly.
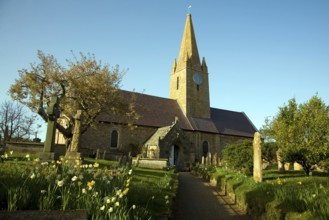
[170,14,210,119]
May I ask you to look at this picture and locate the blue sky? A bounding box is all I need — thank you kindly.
[0,1,329,139]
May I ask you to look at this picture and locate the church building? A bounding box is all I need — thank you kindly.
[79,13,257,169]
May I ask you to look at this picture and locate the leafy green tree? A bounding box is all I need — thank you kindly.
[271,95,329,175]
[222,139,253,175]
[9,51,137,149]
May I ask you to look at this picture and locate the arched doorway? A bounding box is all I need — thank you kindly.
[169,145,179,166]
[202,141,208,158]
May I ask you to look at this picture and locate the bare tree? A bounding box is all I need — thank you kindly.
[0,100,37,145]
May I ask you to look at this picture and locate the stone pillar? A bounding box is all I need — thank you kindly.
[40,95,60,160]
[253,132,262,183]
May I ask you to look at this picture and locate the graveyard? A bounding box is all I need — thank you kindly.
[1,2,329,220]
[0,153,177,219]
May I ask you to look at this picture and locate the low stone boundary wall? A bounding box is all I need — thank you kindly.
[132,157,168,170]
[5,142,66,156]
[0,209,88,220]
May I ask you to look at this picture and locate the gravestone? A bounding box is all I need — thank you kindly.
[207,152,212,165]
[276,149,285,171]
[212,152,218,166]
[102,150,106,160]
[95,149,100,160]
[65,110,82,160]
[39,95,60,160]
[253,132,263,183]
[201,156,204,165]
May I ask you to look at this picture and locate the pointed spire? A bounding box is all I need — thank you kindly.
[177,14,201,70]
[201,57,208,72]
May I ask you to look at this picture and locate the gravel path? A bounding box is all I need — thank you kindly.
[172,172,251,220]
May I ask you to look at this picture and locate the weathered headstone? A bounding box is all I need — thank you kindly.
[95,149,100,160]
[276,149,285,171]
[212,152,218,166]
[40,95,60,160]
[294,162,303,171]
[207,152,212,165]
[65,110,82,160]
[253,132,263,183]
[284,163,293,171]
[102,150,106,160]
[201,156,205,165]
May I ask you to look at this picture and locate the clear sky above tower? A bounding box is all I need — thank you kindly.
[0,0,328,134]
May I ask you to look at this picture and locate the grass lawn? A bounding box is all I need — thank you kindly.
[128,167,178,218]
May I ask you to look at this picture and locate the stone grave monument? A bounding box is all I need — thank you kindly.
[253,132,263,182]
[65,110,82,161]
[39,95,60,160]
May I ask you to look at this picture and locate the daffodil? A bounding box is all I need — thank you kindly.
[71,176,78,182]
[132,204,136,210]
[115,201,120,207]
[108,207,113,213]
[100,205,105,211]
[93,162,99,168]
[123,188,129,195]
[57,179,64,187]
[30,173,36,179]
[41,161,48,166]
[128,169,133,175]
[82,188,87,194]
[9,151,13,155]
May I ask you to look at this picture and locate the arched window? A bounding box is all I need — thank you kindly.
[176,77,179,90]
[110,130,118,148]
[202,141,208,158]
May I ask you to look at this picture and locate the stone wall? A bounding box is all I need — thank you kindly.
[81,123,156,156]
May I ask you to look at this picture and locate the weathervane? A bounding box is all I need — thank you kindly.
[188,5,192,14]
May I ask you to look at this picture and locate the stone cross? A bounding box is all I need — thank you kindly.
[253,132,263,182]
[44,95,60,153]
[69,110,82,152]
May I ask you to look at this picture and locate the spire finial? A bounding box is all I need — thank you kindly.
[188,5,192,15]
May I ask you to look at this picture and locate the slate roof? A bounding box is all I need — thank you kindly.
[99,91,257,138]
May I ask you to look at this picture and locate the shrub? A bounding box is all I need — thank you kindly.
[222,139,253,175]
